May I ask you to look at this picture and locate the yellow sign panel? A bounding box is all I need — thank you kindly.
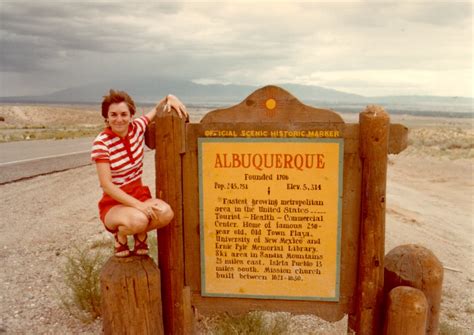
[199,138,343,301]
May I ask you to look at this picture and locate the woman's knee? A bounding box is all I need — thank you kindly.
[148,200,174,228]
[159,202,174,224]
[125,211,149,232]
[107,207,148,235]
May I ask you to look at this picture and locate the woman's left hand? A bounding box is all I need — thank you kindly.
[163,94,188,119]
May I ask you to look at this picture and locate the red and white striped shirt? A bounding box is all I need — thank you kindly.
[91,116,149,186]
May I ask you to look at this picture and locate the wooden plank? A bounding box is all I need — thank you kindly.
[341,125,363,326]
[155,112,187,335]
[191,293,348,322]
[183,124,201,292]
[342,124,359,154]
[334,125,362,319]
[340,152,362,314]
[388,124,408,154]
[350,105,390,335]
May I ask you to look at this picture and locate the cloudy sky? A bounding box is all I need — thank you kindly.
[0,1,472,97]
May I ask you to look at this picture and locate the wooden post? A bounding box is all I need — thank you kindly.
[384,244,443,334]
[155,112,192,334]
[383,286,428,335]
[350,105,390,334]
[100,255,164,335]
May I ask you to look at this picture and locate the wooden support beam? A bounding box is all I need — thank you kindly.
[350,105,390,335]
[155,112,188,334]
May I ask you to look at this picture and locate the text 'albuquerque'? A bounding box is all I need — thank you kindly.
[214,153,326,171]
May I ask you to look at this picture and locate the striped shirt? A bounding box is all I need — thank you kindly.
[91,116,150,186]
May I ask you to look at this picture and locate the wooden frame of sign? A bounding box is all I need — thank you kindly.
[148,85,408,334]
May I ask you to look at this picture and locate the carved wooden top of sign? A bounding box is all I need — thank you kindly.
[201,85,344,124]
[145,85,408,154]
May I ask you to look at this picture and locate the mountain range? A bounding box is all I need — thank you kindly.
[1,77,472,116]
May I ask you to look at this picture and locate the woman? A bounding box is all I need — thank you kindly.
[91,89,187,257]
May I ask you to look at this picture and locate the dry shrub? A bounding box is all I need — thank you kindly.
[210,311,290,335]
[0,126,103,142]
[439,321,469,335]
[406,127,473,159]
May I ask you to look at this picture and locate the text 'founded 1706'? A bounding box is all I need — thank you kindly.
[198,138,343,301]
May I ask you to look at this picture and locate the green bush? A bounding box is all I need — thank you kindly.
[61,232,158,322]
[60,245,108,322]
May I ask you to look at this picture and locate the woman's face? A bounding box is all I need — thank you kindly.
[107,102,131,137]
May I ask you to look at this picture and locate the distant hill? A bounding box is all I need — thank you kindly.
[0,77,366,104]
[0,77,472,116]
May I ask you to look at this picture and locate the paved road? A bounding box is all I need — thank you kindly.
[0,138,95,184]
[0,137,94,164]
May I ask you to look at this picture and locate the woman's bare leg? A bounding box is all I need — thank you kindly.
[104,198,174,254]
[104,205,148,255]
[133,199,174,253]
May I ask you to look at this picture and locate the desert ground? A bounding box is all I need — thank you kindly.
[0,104,472,334]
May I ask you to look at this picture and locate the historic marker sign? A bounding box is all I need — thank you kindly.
[198,137,343,300]
[152,86,408,334]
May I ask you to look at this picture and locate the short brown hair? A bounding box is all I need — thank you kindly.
[101,89,136,118]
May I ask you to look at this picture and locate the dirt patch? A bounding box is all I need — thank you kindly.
[0,104,104,142]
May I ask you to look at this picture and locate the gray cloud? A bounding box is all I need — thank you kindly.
[402,2,472,26]
[0,1,471,97]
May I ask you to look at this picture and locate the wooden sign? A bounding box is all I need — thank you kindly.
[198,138,343,300]
[153,85,409,334]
